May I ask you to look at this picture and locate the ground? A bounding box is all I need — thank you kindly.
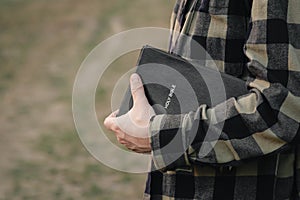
[0,1,174,199]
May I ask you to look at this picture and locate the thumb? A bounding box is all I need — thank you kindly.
[130,73,147,104]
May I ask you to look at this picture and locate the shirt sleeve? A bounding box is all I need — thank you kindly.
[149,0,300,171]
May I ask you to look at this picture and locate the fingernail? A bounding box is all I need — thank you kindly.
[131,73,139,84]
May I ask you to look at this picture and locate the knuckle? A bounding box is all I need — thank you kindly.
[132,115,143,124]
[112,124,119,132]
[103,118,109,127]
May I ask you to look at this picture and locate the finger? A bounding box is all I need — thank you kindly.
[115,131,136,148]
[104,116,119,132]
[103,110,120,130]
[126,144,136,151]
[117,137,128,145]
[109,109,119,117]
[126,145,149,153]
[135,149,151,154]
[130,73,148,104]
[114,129,151,153]
[115,130,126,139]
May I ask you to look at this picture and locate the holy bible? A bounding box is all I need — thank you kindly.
[117,46,248,116]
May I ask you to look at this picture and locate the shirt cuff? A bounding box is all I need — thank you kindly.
[149,114,191,171]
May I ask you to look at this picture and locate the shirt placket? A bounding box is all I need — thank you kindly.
[170,0,199,53]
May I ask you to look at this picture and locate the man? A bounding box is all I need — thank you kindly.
[104,0,300,199]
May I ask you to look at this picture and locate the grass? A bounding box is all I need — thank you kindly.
[0,0,175,199]
[34,129,84,160]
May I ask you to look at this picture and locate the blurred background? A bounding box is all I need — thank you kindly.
[0,0,174,199]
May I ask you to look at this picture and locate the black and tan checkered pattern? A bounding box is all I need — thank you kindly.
[144,0,300,199]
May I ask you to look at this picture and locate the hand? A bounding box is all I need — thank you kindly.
[104,73,155,153]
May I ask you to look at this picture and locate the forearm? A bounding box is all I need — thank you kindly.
[150,80,299,170]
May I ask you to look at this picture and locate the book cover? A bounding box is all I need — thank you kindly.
[117,46,248,116]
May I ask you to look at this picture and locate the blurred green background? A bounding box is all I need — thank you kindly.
[0,1,174,199]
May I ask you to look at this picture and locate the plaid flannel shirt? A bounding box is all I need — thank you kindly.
[144,0,300,199]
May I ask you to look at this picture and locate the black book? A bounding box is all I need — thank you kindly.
[117,46,248,116]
